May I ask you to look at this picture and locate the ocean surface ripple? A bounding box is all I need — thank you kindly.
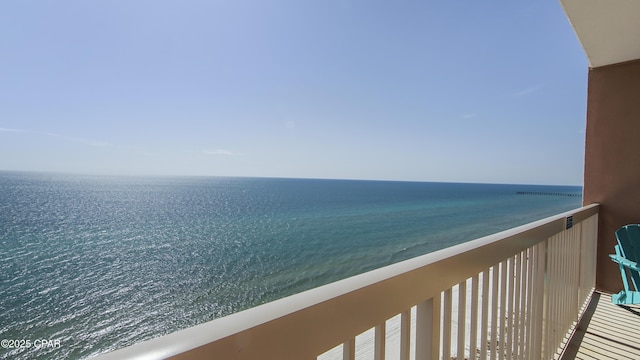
[0,172,582,359]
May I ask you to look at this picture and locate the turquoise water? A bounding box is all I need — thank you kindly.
[0,172,582,359]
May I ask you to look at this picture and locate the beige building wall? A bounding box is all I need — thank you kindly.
[583,59,640,293]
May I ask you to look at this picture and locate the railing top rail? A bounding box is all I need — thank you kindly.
[95,203,599,360]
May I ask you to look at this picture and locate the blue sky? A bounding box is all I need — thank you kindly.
[0,1,587,185]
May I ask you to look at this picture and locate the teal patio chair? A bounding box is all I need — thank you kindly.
[609,224,640,305]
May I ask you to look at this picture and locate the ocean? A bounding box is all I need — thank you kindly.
[0,172,583,359]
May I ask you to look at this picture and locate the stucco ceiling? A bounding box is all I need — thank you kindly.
[560,0,640,68]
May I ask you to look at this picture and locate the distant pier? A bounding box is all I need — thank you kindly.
[516,191,582,197]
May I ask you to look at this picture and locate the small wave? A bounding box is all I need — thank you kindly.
[37,286,59,295]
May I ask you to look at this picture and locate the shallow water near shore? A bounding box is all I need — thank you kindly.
[0,172,582,359]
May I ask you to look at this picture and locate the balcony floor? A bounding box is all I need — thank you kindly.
[562,292,640,360]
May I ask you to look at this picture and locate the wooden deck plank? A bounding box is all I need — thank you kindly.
[584,321,640,345]
[579,335,639,359]
[561,292,640,360]
[575,353,607,360]
[591,315,640,332]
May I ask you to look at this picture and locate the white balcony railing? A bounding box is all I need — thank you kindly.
[96,204,599,360]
